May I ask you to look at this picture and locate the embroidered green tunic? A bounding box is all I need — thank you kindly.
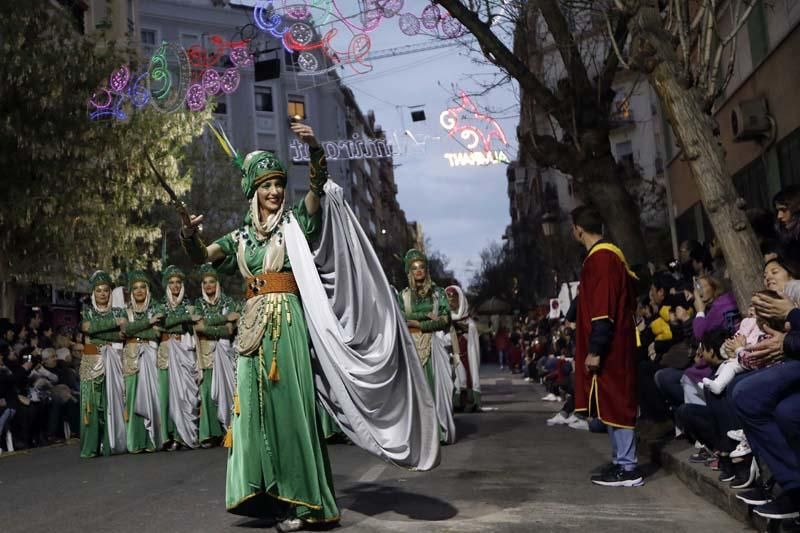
[79,305,125,458]
[195,293,239,444]
[123,304,162,453]
[213,198,339,523]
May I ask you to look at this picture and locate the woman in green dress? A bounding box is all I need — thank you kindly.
[79,271,127,457]
[194,263,239,448]
[398,249,455,443]
[181,122,339,531]
[122,270,163,453]
[158,264,200,450]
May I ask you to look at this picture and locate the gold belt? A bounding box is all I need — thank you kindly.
[246,272,299,299]
[83,343,100,355]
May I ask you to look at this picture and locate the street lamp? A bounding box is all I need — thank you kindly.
[541,211,558,237]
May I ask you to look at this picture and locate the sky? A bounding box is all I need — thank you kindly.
[260,0,519,285]
[229,0,518,284]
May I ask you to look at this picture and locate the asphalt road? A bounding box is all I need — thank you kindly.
[0,367,750,532]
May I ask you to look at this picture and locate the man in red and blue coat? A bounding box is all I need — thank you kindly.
[571,206,642,487]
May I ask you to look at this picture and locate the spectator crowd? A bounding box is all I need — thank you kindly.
[485,185,800,523]
[0,310,83,451]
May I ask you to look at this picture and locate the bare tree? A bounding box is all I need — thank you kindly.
[434,0,650,267]
[614,0,764,309]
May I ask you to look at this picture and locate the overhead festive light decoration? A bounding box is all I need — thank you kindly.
[186,83,207,111]
[88,36,252,120]
[220,68,241,94]
[439,91,510,167]
[202,69,221,95]
[251,0,463,77]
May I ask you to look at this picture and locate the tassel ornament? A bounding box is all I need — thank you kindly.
[223,426,233,448]
[268,355,279,382]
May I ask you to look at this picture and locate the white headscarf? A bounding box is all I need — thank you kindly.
[129,285,151,318]
[235,192,286,277]
[166,279,185,308]
[91,285,113,313]
[201,276,222,305]
[446,285,469,320]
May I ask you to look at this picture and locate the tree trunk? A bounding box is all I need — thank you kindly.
[580,157,650,271]
[631,4,763,310]
[0,257,17,320]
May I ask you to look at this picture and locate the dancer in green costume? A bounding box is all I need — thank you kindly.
[158,265,200,450]
[398,249,454,443]
[194,264,240,448]
[397,249,451,391]
[122,270,163,453]
[79,271,127,457]
[181,121,339,531]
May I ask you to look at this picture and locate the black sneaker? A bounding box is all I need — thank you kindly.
[591,465,644,487]
[736,486,773,506]
[690,446,713,463]
[753,491,800,519]
[730,457,757,489]
[718,457,735,482]
[590,462,616,480]
[783,517,800,532]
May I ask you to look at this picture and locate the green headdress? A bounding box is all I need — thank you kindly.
[208,122,286,199]
[127,269,149,291]
[89,270,113,290]
[404,249,428,273]
[198,263,218,280]
[161,265,185,287]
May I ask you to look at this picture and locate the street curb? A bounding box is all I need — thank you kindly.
[657,440,767,531]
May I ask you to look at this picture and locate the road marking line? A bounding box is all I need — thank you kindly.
[358,464,387,482]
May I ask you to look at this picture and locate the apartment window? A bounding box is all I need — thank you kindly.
[365,186,373,205]
[214,96,227,115]
[141,29,157,56]
[615,141,634,164]
[255,87,274,112]
[180,33,201,48]
[747,0,770,66]
[351,171,358,186]
[284,50,300,72]
[287,96,306,120]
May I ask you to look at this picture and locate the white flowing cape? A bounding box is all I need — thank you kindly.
[447,285,481,399]
[431,333,457,444]
[285,181,440,471]
[164,338,200,448]
[101,345,127,454]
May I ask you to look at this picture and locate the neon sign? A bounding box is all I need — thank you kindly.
[443,151,510,167]
[439,91,510,167]
[290,134,396,162]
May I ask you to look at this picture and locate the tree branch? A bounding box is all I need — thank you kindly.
[721,0,757,45]
[537,0,593,94]
[434,0,564,119]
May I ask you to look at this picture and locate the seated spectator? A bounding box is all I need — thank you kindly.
[692,275,740,340]
[773,184,800,250]
[732,288,800,520]
[702,290,787,395]
[0,343,17,447]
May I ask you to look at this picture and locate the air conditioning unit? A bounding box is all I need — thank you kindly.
[731,97,772,142]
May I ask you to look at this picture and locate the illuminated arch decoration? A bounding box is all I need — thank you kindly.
[251,0,464,77]
[88,36,253,120]
[439,91,511,167]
